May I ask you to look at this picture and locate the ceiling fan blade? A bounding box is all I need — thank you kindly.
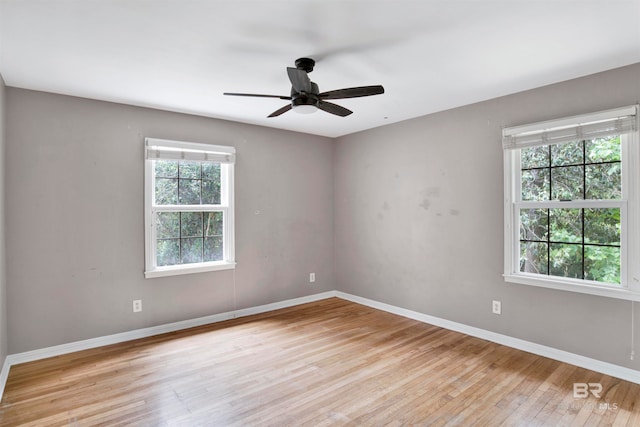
[318,101,353,117]
[267,104,293,117]
[286,67,312,93]
[224,92,291,100]
[319,85,385,100]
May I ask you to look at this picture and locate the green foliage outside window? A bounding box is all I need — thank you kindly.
[155,160,221,205]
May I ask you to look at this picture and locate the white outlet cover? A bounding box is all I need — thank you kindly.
[492,300,501,314]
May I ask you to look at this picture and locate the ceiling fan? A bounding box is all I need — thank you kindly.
[224,57,384,117]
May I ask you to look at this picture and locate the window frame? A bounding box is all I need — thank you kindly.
[144,138,236,278]
[503,106,640,301]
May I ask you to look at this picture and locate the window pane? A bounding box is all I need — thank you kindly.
[521,146,549,169]
[586,136,621,163]
[179,179,201,204]
[551,140,583,166]
[520,208,548,241]
[179,162,201,179]
[157,239,180,266]
[551,166,583,200]
[584,208,620,246]
[520,242,548,274]
[549,243,582,279]
[155,160,178,178]
[155,178,178,205]
[202,163,220,181]
[156,212,179,239]
[204,212,223,236]
[202,180,221,204]
[550,209,581,243]
[584,246,620,284]
[180,212,203,238]
[585,163,621,200]
[521,169,550,201]
[181,238,203,264]
[204,236,223,261]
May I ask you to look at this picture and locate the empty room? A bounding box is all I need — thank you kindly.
[1,0,640,425]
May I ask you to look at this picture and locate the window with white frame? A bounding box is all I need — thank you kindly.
[503,105,640,300]
[144,138,235,278]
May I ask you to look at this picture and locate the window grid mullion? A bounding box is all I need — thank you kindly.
[521,159,621,172]
[547,144,551,275]
[152,205,227,212]
[178,212,183,264]
[200,164,204,262]
[520,238,620,248]
[582,140,586,280]
[201,211,205,262]
[177,162,181,207]
[580,208,585,280]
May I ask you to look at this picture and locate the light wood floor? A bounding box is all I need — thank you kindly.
[1,297,639,426]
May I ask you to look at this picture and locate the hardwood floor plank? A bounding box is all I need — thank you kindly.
[1,297,639,426]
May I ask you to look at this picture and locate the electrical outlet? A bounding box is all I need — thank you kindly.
[492,300,501,315]
[133,299,142,313]
[309,273,316,283]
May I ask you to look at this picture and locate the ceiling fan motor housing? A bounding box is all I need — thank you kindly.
[292,96,318,108]
[291,81,320,110]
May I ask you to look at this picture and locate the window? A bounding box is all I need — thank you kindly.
[503,106,640,300]
[144,138,235,278]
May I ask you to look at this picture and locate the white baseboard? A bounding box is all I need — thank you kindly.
[335,291,640,385]
[0,357,10,403]
[1,289,638,404]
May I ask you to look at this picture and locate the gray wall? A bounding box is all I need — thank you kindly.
[5,63,640,371]
[0,73,7,364]
[6,89,335,353]
[334,63,640,369]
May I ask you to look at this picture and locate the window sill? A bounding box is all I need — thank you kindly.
[145,261,236,279]
[504,273,640,301]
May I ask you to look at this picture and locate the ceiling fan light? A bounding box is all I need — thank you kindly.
[292,96,318,114]
[293,104,317,114]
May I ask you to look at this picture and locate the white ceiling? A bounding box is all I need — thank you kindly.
[1,0,639,138]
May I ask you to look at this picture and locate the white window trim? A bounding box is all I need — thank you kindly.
[503,106,640,301]
[144,138,236,278]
